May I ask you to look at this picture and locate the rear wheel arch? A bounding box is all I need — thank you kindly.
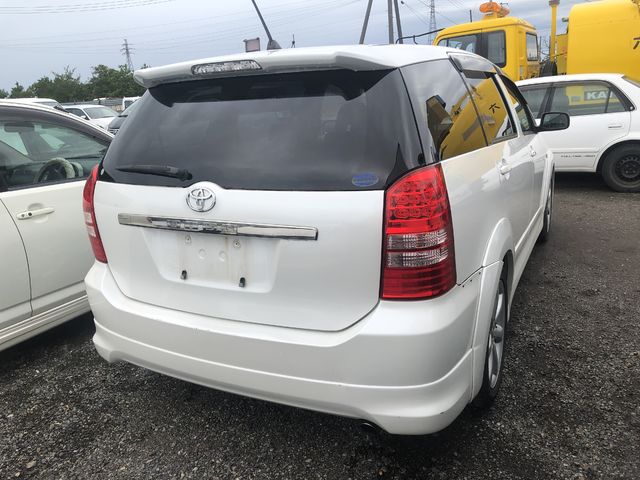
[596,140,640,173]
[481,218,515,269]
[470,222,514,399]
[472,260,509,409]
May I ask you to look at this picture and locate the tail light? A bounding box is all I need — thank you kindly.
[381,164,455,299]
[82,165,107,263]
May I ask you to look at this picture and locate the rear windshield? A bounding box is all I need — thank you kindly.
[101,69,423,190]
[85,106,117,119]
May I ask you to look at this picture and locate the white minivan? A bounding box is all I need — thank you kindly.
[84,45,568,435]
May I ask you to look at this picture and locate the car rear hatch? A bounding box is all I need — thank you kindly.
[95,68,423,331]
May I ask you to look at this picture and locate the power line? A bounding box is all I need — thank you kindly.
[2,0,358,49]
[0,0,176,14]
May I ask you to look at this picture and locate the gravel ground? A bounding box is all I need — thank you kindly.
[1,172,638,480]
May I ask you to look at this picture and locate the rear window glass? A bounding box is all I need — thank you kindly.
[623,76,640,89]
[85,106,117,119]
[101,69,423,191]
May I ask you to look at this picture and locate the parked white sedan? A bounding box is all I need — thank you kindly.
[0,101,112,351]
[85,45,568,435]
[63,104,118,130]
[518,74,640,192]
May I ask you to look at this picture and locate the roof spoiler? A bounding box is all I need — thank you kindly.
[134,51,396,89]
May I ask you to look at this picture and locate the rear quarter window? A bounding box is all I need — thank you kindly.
[402,59,488,161]
[101,69,423,191]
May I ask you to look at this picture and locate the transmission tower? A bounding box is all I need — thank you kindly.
[428,0,437,44]
[121,38,134,71]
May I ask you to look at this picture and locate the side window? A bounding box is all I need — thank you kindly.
[0,119,108,189]
[0,129,28,155]
[486,31,506,67]
[549,82,629,116]
[463,72,516,143]
[520,87,548,119]
[526,33,539,62]
[402,59,487,161]
[437,34,479,54]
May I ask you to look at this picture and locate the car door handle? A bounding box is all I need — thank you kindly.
[607,124,623,129]
[16,207,55,220]
[499,164,512,175]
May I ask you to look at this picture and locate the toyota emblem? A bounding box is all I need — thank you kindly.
[186,187,216,212]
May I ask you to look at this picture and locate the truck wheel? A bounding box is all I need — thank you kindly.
[472,268,508,409]
[601,145,640,192]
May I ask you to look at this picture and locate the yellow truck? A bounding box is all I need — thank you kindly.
[554,0,640,79]
[433,2,540,81]
[434,0,640,81]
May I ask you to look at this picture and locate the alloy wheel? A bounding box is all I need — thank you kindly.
[487,279,507,389]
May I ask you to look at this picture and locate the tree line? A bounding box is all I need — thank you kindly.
[0,64,146,102]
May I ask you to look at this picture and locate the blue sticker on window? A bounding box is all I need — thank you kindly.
[352,172,379,187]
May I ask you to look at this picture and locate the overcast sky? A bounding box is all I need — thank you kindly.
[1,0,585,92]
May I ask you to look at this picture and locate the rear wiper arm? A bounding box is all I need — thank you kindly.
[116,164,193,181]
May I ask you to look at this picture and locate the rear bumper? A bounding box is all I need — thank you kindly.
[86,262,482,435]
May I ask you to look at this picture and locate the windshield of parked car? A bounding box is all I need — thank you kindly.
[84,106,117,119]
[101,69,424,191]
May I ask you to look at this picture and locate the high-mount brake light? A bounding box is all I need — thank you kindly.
[191,60,262,76]
[381,164,456,299]
[82,165,107,263]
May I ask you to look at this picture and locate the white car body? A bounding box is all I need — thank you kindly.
[5,97,62,109]
[63,104,118,130]
[122,96,140,110]
[517,74,640,190]
[0,101,112,351]
[85,45,558,434]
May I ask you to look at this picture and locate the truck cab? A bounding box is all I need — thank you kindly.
[434,2,540,81]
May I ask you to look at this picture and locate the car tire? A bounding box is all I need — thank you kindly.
[601,145,640,192]
[472,267,508,409]
[537,172,554,243]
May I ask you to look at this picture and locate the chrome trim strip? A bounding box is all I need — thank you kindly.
[0,295,89,349]
[118,213,318,240]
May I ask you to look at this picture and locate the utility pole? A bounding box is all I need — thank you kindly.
[250,0,281,50]
[393,0,403,43]
[121,38,134,71]
[359,0,374,44]
[360,0,402,44]
[549,0,560,62]
[387,0,394,44]
[428,0,437,44]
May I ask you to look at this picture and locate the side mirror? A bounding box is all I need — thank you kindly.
[83,115,90,120]
[539,112,570,131]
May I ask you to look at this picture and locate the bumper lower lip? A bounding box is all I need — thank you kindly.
[85,262,482,435]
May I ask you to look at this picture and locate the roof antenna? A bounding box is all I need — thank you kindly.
[250,0,281,50]
[291,33,296,48]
